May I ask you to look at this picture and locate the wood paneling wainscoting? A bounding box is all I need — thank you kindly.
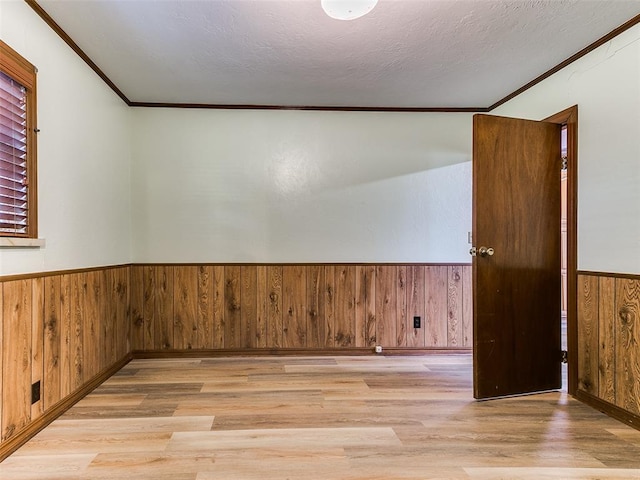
[0,262,470,461]
[4,264,640,465]
[0,266,131,461]
[130,264,472,354]
[577,271,640,429]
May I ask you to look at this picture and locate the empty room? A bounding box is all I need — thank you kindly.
[1,0,640,478]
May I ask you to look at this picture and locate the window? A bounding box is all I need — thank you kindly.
[0,40,37,238]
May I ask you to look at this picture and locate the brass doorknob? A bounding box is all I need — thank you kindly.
[478,246,494,257]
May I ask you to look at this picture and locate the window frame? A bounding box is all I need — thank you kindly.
[0,40,38,238]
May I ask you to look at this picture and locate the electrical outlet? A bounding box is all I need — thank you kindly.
[375,345,383,353]
[31,381,41,405]
[413,316,421,328]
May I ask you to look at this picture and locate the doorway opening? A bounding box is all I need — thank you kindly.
[545,105,578,396]
[561,124,568,390]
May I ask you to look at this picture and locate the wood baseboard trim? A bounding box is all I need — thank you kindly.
[575,390,640,431]
[131,348,472,359]
[0,354,133,462]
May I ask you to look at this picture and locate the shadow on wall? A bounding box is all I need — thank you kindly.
[267,143,470,197]
[263,161,473,263]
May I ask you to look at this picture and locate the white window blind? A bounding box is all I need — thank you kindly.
[0,70,29,235]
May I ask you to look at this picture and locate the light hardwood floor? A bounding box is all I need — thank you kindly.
[2,355,640,479]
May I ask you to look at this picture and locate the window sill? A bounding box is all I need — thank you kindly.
[0,238,46,248]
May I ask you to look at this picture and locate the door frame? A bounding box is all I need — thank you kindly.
[543,105,578,396]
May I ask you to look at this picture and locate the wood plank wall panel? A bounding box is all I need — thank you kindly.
[70,274,84,391]
[577,273,640,425]
[2,280,31,441]
[254,267,268,349]
[241,266,258,349]
[396,266,407,347]
[307,265,325,349]
[31,278,44,420]
[364,265,377,348]
[334,265,356,347]
[282,266,307,348]
[142,266,155,350]
[406,266,425,348]
[599,277,616,403]
[101,270,116,370]
[224,266,241,349]
[462,266,473,347]
[132,264,471,352]
[614,278,640,415]
[83,271,101,381]
[265,266,282,348]
[43,276,61,410]
[577,274,599,395]
[59,275,71,399]
[447,266,463,348]
[425,266,448,347]
[0,266,133,450]
[113,268,129,360]
[173,266,199,350]
[197,266,214,350]
[212,266,225,349]
[154,266,174,350]
[130,266,145,351]
[375,266,397,347]
[355,265,376,348]
[323,266,335,348]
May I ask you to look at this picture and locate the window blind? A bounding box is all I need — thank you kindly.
[0,71,29,235]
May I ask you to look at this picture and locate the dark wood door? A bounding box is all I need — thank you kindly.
[473,114,562,400]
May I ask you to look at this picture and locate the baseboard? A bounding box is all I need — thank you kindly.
[131,347,472,358]
[0,353,133,462]
[575,389,640,431]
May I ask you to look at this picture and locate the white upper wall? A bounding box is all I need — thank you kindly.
[6,0,639,273]
[0,1,132,275]
[493,23,640,275]
[131,108,473,263]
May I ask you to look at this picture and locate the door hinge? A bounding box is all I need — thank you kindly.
[561,350,568,364]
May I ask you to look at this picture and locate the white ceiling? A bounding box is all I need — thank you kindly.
[35,0,640,109]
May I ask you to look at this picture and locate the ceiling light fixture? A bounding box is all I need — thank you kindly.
[321,0,378,20]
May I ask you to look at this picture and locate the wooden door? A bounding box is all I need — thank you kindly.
[473,114,562,400]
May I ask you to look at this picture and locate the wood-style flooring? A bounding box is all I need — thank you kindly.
[2,355,640,479]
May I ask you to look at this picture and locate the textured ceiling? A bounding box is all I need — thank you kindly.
[33,0,640,109]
